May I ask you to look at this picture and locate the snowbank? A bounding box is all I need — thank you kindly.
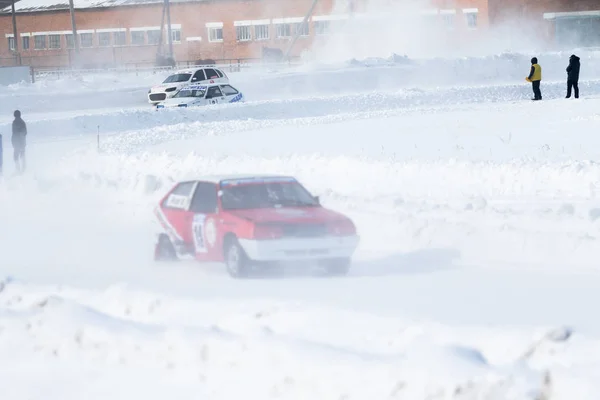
[0,278,582,400]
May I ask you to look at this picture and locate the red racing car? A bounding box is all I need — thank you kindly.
[153,174,360,277]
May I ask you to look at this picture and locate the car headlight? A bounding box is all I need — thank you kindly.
[165,87,177,92]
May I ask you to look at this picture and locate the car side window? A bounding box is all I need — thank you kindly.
[192,70,206,82]
[215,69,224,78]
[163,181,196,210]
[220,85,239,95]
[206,86,223,99]
[204,68,219,79]
[190,182,218,213]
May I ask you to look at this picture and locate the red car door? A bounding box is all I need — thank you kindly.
[158,181,198,250]
[188,181,221,261]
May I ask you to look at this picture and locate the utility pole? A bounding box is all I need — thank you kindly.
[68,0,79,62]
[11,0,20,65]
[164,0,174,62]
[156,3,166,62]
[283,0,319,61]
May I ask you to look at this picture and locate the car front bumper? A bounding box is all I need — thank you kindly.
[238,235,360,262]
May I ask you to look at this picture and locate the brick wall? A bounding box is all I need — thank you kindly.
[0,0,488,68]
[489,0,600,24]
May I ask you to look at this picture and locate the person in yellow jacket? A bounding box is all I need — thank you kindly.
[525,57,542,100]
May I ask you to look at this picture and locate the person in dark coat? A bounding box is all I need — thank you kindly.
[526,57,542,101]
[11,110,27,173]
[0,132,3,176]
[566,54,580,99]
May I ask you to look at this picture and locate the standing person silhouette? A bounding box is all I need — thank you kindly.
[12,110,27,173]
[526,57,542,101]
[0,131,3,177]
[566,54,580,99]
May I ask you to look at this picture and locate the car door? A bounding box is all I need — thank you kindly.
[203,68,220,82]
[158,181,198,249]
[188,181,221,261]
[191,69,206,83]
[214,68,229,83]
[220,84,242,102]
[205,86,224,105]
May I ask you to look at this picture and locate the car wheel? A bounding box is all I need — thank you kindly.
[154,233,178,261]
[224,238,251,278]
[321,258,351,276]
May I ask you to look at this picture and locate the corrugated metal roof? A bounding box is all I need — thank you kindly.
[1,0,202,13]
[0,0,22,11]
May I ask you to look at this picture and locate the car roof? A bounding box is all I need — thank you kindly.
[173,66,222,74]
[181,82,230,89]
[182,174,297,185]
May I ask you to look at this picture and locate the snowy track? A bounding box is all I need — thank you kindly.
[2,59,600,398]
[5,79,600,145]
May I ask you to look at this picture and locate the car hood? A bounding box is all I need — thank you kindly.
[151,83,185,92]
[226,207,348,224]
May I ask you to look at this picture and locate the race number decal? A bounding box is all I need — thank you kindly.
[166,194,188,209]
[192,214,207,253]
[205,217,217,248]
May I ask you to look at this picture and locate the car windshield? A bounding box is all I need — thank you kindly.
[173,87,206,98]
[162,73,191,83]
[220,181,318,210]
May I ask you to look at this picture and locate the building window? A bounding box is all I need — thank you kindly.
[254,24,269,40]
[7,37,14,51]
[314,21,329,35]
[208,27,223,42]
[147,30,161,45]
[294,22,309,36]
[466,13,477,28]
[80,33,93,47]
[34,35,46,50]
[49,34,61,49]
[22,36,29,50]
[442,14,455,29]
[131,31,145,45]
[276,24,291,38]
[114,31,126,46]
[236,25,251,41]
[171,29,181,43]
[65,33,73,48]
[98,32,111,46]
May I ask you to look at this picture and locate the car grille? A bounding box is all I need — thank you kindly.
[281,223,328,238]
[149,93,167,101]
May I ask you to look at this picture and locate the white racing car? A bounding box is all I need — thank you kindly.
[147,66,229,104]
[155,82,244,109]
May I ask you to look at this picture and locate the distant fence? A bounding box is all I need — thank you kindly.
[30,57,303,81]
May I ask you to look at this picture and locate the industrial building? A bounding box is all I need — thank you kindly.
[0,0,597,69]
[0,0,488,68]
[488,0,600,48]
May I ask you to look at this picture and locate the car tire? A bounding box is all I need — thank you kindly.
[322,258,351,276]
[154,233,178,261]
[224,238,251,278]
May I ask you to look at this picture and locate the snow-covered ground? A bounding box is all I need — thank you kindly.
[1,56,600,399]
